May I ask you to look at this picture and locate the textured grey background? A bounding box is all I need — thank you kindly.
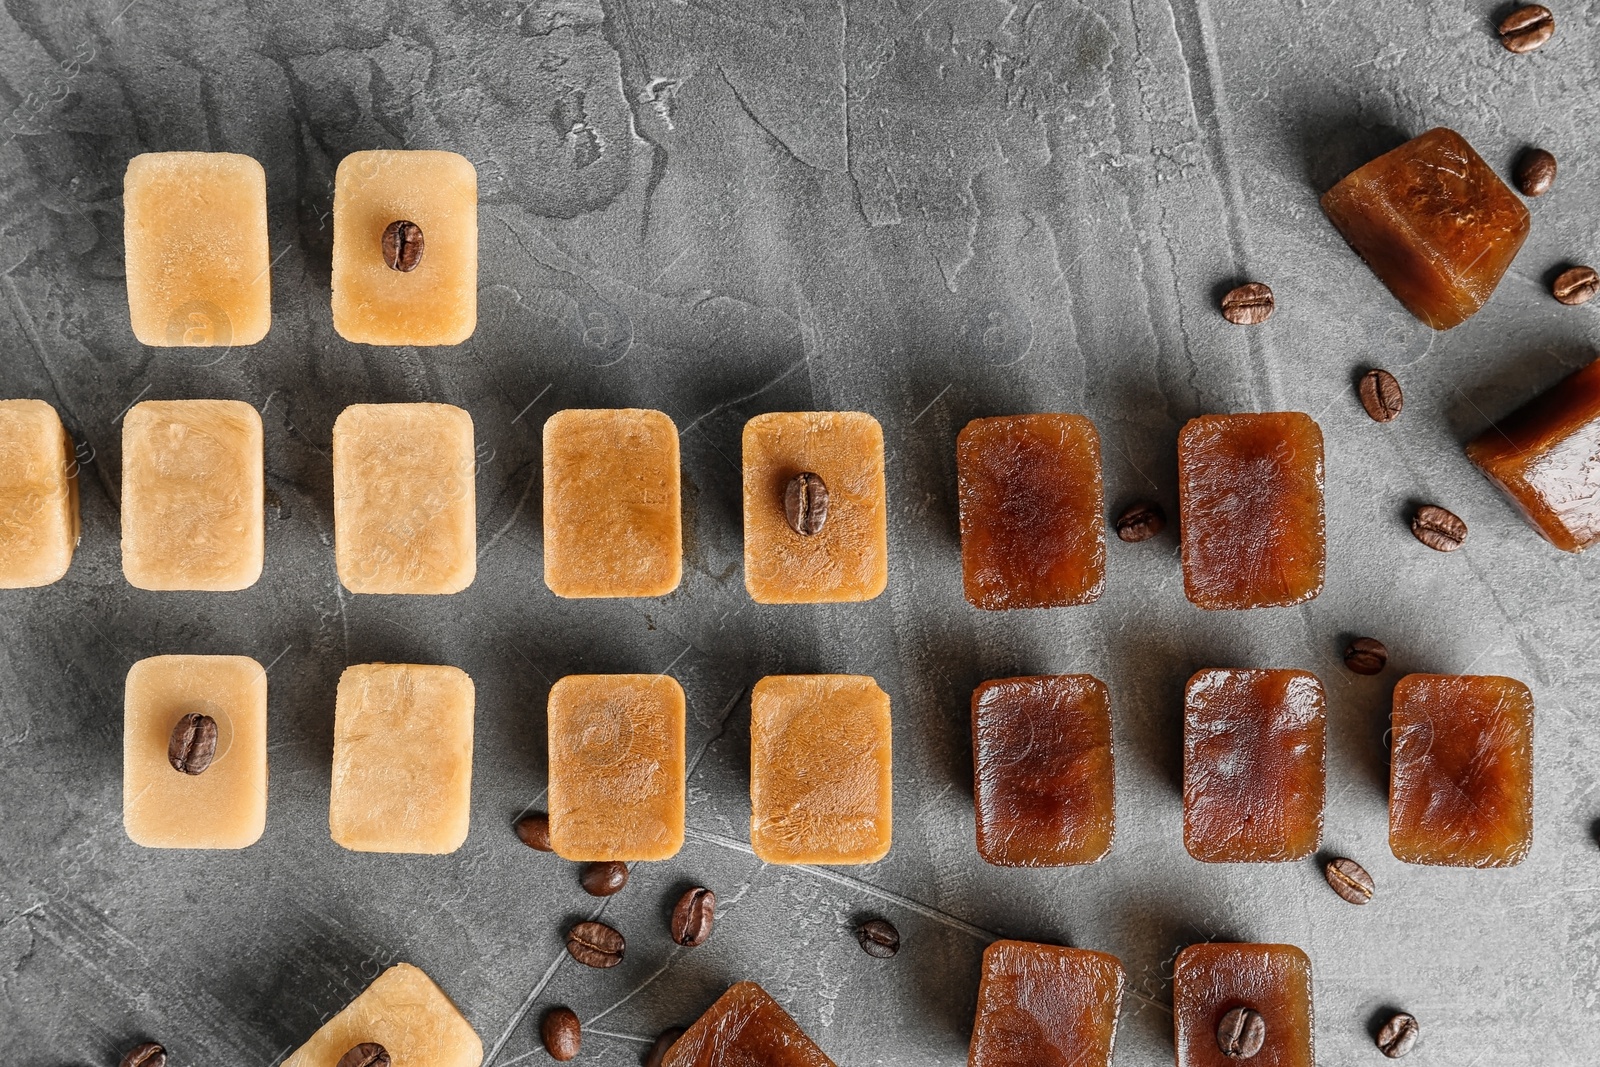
[2,0,1598,1064]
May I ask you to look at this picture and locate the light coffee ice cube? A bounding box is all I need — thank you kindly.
[0,399,79,587]
[547,674,686,861]
[123,655,266,849]
[330,663,475,854]
[333,403,476,594]
[124,152,272,346]
[121,399,263,591]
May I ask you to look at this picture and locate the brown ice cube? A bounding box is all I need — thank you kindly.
[1467,355,1600,553]
[957,414,1105,610]
[1389,673,1533,867]
[967,939,1124,1067]
[1183,668,1325,863]
[663,982,834,1067]
[1173,942,1313,1067]
[972,675,1114,866]
[1179,413,1324,610]
[1321,128,1529,330]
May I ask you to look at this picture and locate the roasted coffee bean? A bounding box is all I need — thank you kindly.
[1497,5,1554,53]
[581,860,629,897]
[1412,505,1467,552]
[514,812,553,851]
[1515,148,1557,197]
[1344,638,1388,676]
[167,713,218,775]
[1553,265,1599,306]
[382,220,424,272]
[335,1043,390,1067]
[856,918,900,958]
[670,886,716,947]
[1377,1012,1419,1058]
[566,920,625,968]
[784,472,829,536]
[542,1007,582,1062]
[1358,369,1404,423]
[1216,1007,1266,1058]
[1324,856,1376,904]
[644,1027,686,1067]
[1116,501,1166,542]
[1220,282,1275,325]
[119,1043,168,1067]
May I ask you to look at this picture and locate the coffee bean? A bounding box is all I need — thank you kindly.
[1411,505,1467,552]
[382,220,424,272]
[1553,265,1599,306]
[335,1043,390,1067]
[1358,369,1404,423]
[856,918,900,958]
[784,472,829,536]
[514,812,553,851]
[581,861,629,897]
[1116,501,1166,542]
[119,1043,167,1067]
[1497,5,1554,53]
[670,887,716,947]
[1324,856,1376,904]
[1220,282,1275,325]
[542,1007,582,1062]
[566,920,625,968]
[1377,1012,1419,1058]
[167,713,218,775]
[1343,638,1388,676]
[1216,1006,1266,1058]
[1515,148,1557,197]
[644,1027,686,1067]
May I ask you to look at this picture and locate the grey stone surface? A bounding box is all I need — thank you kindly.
[2,0,1599,1063]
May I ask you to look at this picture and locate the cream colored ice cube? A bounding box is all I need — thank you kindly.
[0,399,79,587]
[282,963,481,1067]
[121,399,263,591]
[333,403,476,594]
[330,663,475,854]
[332,150,477,346]
[124,152,271,347]
[123,655,267,849]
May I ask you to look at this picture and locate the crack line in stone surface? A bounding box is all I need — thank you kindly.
[485,897,615,1067]
[681,827,999,942]
[478,465,539,560]
[678,357,811,436]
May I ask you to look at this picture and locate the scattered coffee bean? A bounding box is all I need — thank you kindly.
[1377,1012,1419,1058]
[1343,638,1388,676]
[542,1007,582,1062]
[514,812,553,851]
[1515,148,1557,197]
[566,920,625,968]
[644,1027,686,1067]
[1220,282,1275,325]
[167,713,218,775]
[119,1043,168,1067]
[784,472,829,536]
[1358,369,1404,423]
[1116,501,1166,542]
[335,1043,390,1067]
[670,886,716,947]
[1411,505,1467,552]
[382,220,424,272]
[1497,5,1554,53]
[856,918,900,958]
[1216,1006,1266,1058]
[1324,856,1376,904]
[581,860,629,897]
[1553,265,1599,306]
